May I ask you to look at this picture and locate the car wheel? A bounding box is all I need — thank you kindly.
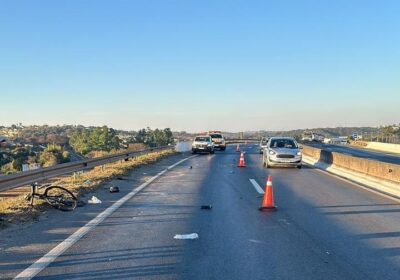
[297,165,302,169]
[192,150,196,154]
[210,150,215,154]
[221,147,226,151]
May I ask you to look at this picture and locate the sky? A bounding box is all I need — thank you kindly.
[0,0,399,132]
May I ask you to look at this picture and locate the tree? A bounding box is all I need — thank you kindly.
[39,144,70,167]
[69,126,122,155]
[69,130,91,154]
[132,127,173,147]
[380,125,394,136]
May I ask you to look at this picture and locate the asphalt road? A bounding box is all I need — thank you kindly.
[303,142,400,164]
[2,145,400,279]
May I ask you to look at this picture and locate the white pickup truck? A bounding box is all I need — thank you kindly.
[208,131,226,151]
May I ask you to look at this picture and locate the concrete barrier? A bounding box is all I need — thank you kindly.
[350,140,400,154]
[302,145,400,197]
[366,142,400,154]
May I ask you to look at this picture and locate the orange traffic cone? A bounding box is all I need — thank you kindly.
[259,175,277,211]
[237,152,246,167]
[236,144,240,152]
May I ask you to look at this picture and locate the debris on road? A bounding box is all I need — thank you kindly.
[83,179,93,186]
[201,205,212,210]
[174,233,199,240]
[88,196,102,204]
[189,166,193,169]
[109,186,120,193]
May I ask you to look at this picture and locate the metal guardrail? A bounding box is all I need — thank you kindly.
[0,146,174,192]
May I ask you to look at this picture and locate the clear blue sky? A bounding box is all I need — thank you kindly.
[1,0,399,132]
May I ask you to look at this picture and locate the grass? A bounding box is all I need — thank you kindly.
[0,149,177,228]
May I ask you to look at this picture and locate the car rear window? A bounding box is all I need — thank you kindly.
[210,134,222,138]
[195,137,209,141]
[269,139,297,149]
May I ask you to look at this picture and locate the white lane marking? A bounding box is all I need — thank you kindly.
[14,155,197,280]
[249,179,265,194]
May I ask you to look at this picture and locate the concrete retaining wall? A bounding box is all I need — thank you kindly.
[302,145,400,184]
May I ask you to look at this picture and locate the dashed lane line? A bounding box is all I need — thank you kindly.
[249,179,265,194]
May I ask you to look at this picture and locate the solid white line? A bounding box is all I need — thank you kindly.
[13,155,196,280]
[249,179,265,194]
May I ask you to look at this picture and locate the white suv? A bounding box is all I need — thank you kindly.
[192,136,215,154]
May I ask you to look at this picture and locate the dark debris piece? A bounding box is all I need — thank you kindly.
[109,186,120,193]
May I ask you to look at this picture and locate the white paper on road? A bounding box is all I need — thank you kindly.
[174,233,199,240]
[88,196,102,204]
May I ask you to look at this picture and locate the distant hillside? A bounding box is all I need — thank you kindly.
[222,127,380,139]
[269,127,379,138]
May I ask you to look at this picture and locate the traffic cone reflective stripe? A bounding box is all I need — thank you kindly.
[259,175,277,211]
[238,152,246,167]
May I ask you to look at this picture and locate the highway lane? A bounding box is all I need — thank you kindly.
[2,145,400,279]
[304,142,400,164]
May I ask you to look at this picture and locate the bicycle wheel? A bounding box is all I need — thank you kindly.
[44,186,77,211]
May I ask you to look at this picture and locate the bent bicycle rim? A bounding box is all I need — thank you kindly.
[45,186,77,211]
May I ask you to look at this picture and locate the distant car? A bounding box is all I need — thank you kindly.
[259,137,269,154]
[262,137,302,169]
[209,131,226,151]
[192,136,215,154]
